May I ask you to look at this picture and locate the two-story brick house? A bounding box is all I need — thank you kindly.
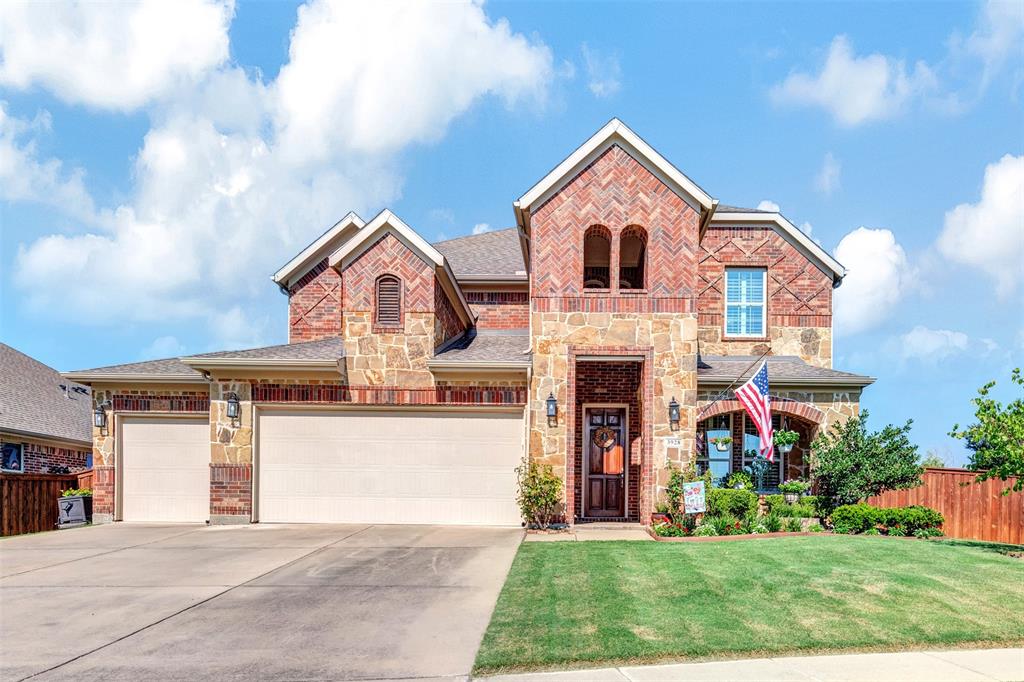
[66,120,872,526]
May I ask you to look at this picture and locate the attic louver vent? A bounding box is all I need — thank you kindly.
[375,275,401,327]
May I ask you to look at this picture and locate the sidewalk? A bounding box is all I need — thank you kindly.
[477,647,1023,681]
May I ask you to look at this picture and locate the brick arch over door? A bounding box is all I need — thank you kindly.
[696,397,825,425]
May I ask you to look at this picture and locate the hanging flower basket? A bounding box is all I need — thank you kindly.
[778,442,795,455]
[774,430,799,456]
[710,437,732,452]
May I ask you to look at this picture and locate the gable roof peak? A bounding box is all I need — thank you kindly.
[272,211,365,290]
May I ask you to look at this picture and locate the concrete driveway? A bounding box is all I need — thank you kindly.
[0,523,522,681]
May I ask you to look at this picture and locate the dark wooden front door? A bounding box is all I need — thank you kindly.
[585,407,626,517]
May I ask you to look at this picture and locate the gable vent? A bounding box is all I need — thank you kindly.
[375,275,401,327]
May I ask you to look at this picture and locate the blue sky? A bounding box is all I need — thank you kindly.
[1,1,1021,465]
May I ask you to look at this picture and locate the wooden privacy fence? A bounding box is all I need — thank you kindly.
[0,472,90,537]
[868,467,1023,544]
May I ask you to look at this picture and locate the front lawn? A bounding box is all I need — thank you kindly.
[474,536,1024,674]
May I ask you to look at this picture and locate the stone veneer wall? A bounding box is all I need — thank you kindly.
[288,258,342,343]
[697,224,833,367]
[89,385,211,523]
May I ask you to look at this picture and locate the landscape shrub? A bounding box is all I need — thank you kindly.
[785,517,803,533]
[706,488,758,518]
[693,523,717,537]
[888,525,908,537]
[707,513,740,536]
[808,523,823,532]
[750,523,769,534]
[61,488,92,497]
[830,503,943,535]
[765,494,820,518]
[762,511,783,533]
[914,527,944,539]
[515,462,562,528]
[830,504,880,534]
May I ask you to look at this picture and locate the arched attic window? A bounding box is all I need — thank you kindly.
[618,225,647,290]
[583,226,612,289]
[375,274,402,328]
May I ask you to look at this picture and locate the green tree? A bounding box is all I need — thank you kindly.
[811,411,922,513]
[950,368,1024,494]
[919,450,946,468]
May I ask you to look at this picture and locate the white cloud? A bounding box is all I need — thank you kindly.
[799,221,814,236]
[141,336,186,360]
[0,0,232,111]
[9,1,557,348]
[581,43,621,98]
[963,0,1024,89]
[472,223,491,235]
[756,200,780,212]
[274,0,554,162]
[770,35,937,126]
[936,154,1024,297]
[896,326,970,363]
[833,227,915,336]
[0,104,95,220]
[815,152,841,195]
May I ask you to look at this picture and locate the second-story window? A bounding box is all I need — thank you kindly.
[582,225,611,289]
[725,268,766,337]
[375,275,402,328]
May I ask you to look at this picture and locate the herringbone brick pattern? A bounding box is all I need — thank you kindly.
[531,144,700,306]
[343,233,434,312]
[698,225,832,327]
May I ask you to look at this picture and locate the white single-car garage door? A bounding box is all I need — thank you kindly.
[257,408,523,525]
[120,417,210,523]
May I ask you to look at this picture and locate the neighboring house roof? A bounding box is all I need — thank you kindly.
[716,204,772,213]
[63,356,205,383]
[697,355,874,387]
[329,209,475,327]
[708,210,846,284]
[432,228,527,281]
[271,212,364,291]
[181,338,346,371]
[0,343,92,446]
[429,330,531,369]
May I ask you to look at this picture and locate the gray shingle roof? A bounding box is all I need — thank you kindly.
[432,330,531,365]
[66,356,203,378]
[0,344,92,445]
[433,228,526,279]
[185,337,345,361]
[698,355,874,386]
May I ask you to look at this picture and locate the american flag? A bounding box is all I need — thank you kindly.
[735,361,774,461]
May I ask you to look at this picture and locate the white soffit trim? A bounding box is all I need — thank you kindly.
[710,212,847,283]
[328,209,475,325]
[515,118,715,214]
[272,211,365,287]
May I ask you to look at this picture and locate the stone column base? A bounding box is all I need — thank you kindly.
[209,514,251,525]
[91,513,114,525]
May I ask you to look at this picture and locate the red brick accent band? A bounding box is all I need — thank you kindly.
[533,296,695,313]
[210,463,252,517]
[696,397,824,424]
[252,383,528,406]
[698,313,832,327]
[112,394,210,412]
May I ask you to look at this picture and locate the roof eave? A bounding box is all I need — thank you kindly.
[427,361,532,372]
[272,212,365,289]
[61,372,207,384]
[179,358,343,372]
[0,426,92,449]
[698,376,875,388]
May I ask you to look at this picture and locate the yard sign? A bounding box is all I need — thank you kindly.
[683,481,706,514]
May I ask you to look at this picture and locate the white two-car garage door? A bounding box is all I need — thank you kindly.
[120,417,210,523]
[256,409,523,526]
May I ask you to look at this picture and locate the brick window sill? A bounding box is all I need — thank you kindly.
[372,325,404,334]
[722,336,771,343]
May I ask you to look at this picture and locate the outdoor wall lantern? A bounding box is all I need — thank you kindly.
[93,401,110,436]
[546,392,558,427]
[668,396,681,431]
[225,392,241,426]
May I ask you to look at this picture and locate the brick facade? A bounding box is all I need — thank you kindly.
[698,224,833,367]
[210,463,252,522]
[15,440,90,474]
[289,258,342,343]
[465,290,529,330]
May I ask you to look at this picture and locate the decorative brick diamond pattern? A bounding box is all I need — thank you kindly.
[288,258,343,343]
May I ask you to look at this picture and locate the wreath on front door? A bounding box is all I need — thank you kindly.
[592,426,617,450]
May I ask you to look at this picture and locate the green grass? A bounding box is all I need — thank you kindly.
[474,536,1024,674]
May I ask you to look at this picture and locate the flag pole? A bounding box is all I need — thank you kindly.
[698,349,771,419]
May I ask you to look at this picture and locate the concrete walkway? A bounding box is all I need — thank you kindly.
[479,647,1024,681]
